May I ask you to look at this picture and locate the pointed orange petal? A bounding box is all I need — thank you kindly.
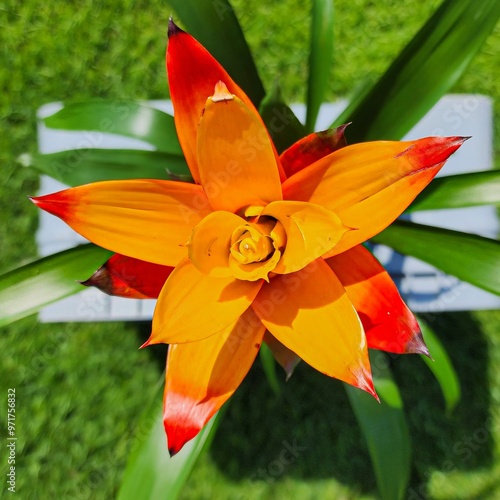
[283,136,467,255]
[188,210,245,278]
[326,245,428,355]
[197,85,282,213]
[279,125,348,177]
[263,331,300,380]
[81,254,173,299]
[164,308,265,455]
[167,21,285,183]
[262,200,349,274]
[252,258,376,397]
[148,258,263,344]
[31,180,211,267]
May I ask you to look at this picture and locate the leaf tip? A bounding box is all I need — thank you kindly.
[168,17,184,38]
[284,359,300,381]
[404,329,431,358]
[29,191,72,220]
[80,265,109,291]
[29,194,51,212]
[403,135,470,172]
[164,419,198,457]
[352,365,379,402]
[139,335,153,349]
[333,122,351,138]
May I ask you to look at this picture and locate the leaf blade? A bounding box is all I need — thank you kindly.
[418,318,461,412]
[259,343,281,396]
[118,395,223,500]
[259,82,306,154]
[305,0,335,133]
[0,244,112,327]
[372,220,500,295]
[334,0,500,141]
[43,101,182,154]
[346,350,411,500]
[21,149,192,186]
[407,170,500,212]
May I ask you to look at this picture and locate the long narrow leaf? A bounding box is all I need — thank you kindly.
[43,101,182,155]
[418,318,461,413]
[20,149,192,186]
[346,350,411,500]
[118,394,224,500]
[334,0,500,142]
[169,0,265,106]
[407,170,500,212]
[372,221,500,295]
[259,343,281,396]
[305,0,334,133]
[259,82,306,154]
[0,244,111,327]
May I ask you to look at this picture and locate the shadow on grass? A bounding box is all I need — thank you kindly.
[162,311,491,498]
[401,312,493,498]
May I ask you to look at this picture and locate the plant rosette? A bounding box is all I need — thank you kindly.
[31,20,465,455]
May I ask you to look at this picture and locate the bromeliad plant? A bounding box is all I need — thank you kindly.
[31,20,466,455]
[2,0,500,499]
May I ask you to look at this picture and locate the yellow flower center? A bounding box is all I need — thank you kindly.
[228,216,286,282]
[187,201,347,282]
[230,224,274,264]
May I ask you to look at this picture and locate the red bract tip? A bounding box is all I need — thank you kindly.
[399,136,469,171]
[354,365,379,402]
[164,417,201,457]
[80,266,110,291]
[29,191,73,220]
[81,254,172,299]
[279,124,350,177]
[404,330,431,358]
[139,336,152,349]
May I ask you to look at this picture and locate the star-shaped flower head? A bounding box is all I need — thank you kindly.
[32,20,466,455]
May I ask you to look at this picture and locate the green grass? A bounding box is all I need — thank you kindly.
[1,0,499,498]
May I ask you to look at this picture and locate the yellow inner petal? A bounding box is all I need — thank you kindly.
[228,218,285,281]
[231,225,274,265]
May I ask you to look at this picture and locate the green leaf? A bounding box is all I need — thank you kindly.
[20,149,192,186]
[334,0,500,142]
[118,386,224,500]
[169,0,265,106]
[305,0,334,133]
[43,101,182,155]
[0,244,112,327]
[407,170,500,212]
[418,317,461,412]
[259,81,306,154]
[372,220,500,295]
[259,343,281,396]
[346,350,411,500]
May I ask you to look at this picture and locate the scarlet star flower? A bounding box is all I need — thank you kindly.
[31,21,465,456]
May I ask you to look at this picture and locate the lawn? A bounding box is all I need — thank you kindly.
[1,0,499,498]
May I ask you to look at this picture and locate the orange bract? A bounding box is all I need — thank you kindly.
[31,20,465,455]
